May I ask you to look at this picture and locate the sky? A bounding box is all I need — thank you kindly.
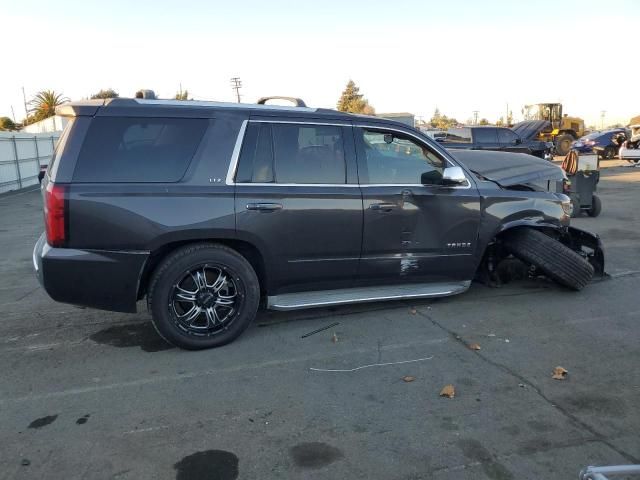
[1,0,638,127]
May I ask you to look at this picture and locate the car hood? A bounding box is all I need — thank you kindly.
[512,120,552,140]
[449,149,565,186]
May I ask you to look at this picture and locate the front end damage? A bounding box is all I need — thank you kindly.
[560,226,605,277]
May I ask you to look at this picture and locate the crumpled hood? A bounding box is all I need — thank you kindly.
[512,120,552,140]
[449,149,565,186]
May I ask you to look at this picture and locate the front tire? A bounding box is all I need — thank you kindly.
[148,243,260,350]
[503,228,594,290]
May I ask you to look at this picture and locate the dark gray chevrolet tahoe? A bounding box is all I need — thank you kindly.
[34,97,604,349]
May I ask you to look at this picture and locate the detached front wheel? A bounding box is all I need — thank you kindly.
[503,228,594,290]
[148,243,260,350]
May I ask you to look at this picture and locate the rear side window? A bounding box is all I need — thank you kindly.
[236,123,346,184]
[445,128,471,143]
[473,128,498,144]
[73,117,208,182]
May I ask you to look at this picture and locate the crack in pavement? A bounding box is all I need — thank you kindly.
[416,310,639,464]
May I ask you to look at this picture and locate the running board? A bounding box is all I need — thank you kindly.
[267,281,471,311]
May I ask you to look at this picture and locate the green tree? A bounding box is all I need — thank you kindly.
[506,110,514,126]
[337,80,374,114]
[28,90,68,122]
[90,88,119,99]
[174,89,189,100]
[429,108,458,130]
[479,118,489,125]
[0,117,17,131]
[496,116,505,127]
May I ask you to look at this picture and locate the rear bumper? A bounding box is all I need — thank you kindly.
[33,233,149,313]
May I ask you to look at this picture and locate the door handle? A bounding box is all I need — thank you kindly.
[246,203,283,212]
[369,203,396,212]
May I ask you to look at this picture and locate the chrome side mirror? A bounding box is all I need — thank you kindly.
[441,166,468,186]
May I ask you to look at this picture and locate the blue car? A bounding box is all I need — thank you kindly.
[571,128,627,159]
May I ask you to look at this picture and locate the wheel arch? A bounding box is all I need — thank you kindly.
[137,238,268,300]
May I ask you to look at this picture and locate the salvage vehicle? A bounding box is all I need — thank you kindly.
[571,128,627,160]
[439,126,553,159]
[33,96,604,349]
[619,124,640,164]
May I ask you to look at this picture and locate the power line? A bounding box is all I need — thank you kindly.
[230,77,242,103]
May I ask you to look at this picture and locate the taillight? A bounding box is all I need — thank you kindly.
[44,183,68,247]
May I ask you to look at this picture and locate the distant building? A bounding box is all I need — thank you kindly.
[377,112,415,127]
[22,115,68,133]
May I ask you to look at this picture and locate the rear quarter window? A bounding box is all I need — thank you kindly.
[73,117,208,182]
[445,128,471,143]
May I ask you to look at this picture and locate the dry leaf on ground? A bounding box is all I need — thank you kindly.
[552,366,568,380]
[409,307,417,315]
[402,376,416,383]
[469,343,481,351]
[331,333,338,343]
[440,384,455,398]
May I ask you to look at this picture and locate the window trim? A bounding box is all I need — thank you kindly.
[227,119,353,186]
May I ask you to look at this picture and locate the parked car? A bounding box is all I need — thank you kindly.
[33,96,604,349]
[438,126,553,159]
[571,128,627,159]
[619,124,640,164]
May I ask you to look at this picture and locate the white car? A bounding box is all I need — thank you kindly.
[619,124,640,164]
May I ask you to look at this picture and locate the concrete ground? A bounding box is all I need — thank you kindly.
[1,161,639,480]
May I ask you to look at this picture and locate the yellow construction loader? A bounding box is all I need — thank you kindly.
[522,103,586,156]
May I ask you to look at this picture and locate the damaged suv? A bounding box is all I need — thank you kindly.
[33,97,604,349]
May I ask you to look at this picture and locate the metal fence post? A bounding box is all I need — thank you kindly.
[34,136,41,174]
[11,136,22,189]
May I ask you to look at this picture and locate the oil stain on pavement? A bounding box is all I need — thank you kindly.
[174,450,239,480]
[76,414,90,425]
[28,415,58,429]
[290,442,344,469]
[89,322,172,352]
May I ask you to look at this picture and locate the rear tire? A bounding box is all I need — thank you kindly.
[555,134,574,156]
[147,243,260,350]
[588,195,602,217]
[503,228,594,290]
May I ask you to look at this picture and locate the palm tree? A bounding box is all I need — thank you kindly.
[29,90,69,121]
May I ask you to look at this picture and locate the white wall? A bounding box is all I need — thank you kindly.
[0,132,60,194]
[22,115,69,134]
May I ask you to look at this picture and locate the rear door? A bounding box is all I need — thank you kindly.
[472,127,500,151]
[233,118,363,295]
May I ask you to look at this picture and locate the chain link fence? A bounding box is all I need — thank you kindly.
[0,132,60,194]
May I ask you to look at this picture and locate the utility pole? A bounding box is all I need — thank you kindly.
[10,106,16,123]
[230,77,242,103]
[472,110,479,125]
[22,86,29,120]
[600,110,606,129]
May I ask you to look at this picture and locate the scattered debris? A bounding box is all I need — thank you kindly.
[518,383,526,388]
[310,356,434,373]
[440,384,455,398]
[331,332,338,343]
[402,376,416,383]
[487,333,496,337]
[469,343,481,351]
[21,459,30,466]
[300,322,340,339]
[505,339,510,343]
[552,366,568,380]
[409,307,417,315]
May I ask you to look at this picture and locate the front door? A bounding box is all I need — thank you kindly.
[234,119,362,295]
[354,126,481,286]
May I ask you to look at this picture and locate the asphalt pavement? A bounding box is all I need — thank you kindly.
[0,161,639,480]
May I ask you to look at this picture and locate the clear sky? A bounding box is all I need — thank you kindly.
[1,0,638,126]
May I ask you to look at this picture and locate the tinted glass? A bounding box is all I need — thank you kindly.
[73,117,208,182]
[445,128,471,143]
[360,130,444,185]
[236,123,275,183]
[272,124,345,184]
[497,128,519,144]
[473,128,498,144]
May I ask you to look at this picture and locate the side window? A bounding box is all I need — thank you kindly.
[73,117,208,182]
[445,128,472,143]
[236,123,275,183]
[360,130,445,185]
[473,128,498,144]
[272,124,345,184]
[497,128,519,145]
